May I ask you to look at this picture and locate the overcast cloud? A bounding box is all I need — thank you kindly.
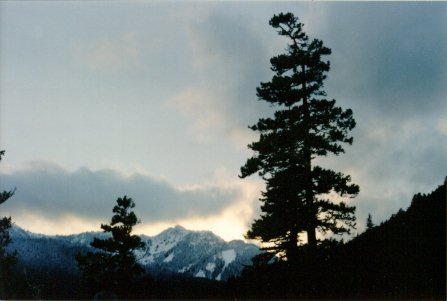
[0,2,446,240]
[0,162,239,222]
[309,2,447,223]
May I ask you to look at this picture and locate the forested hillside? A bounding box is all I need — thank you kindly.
[235,180,446,300]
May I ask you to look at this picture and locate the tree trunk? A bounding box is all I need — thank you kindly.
[307,226,317,251]
[301,64,317,252]
[287,227,299,263]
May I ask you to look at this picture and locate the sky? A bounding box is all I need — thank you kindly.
[0,1,446,242]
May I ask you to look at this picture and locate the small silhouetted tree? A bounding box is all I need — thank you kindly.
[366,213,375,230]
[0,150,17,298]
[76,196,145,298]
[240,13,359,262]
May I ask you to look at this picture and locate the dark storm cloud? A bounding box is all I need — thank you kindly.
[303,2,447,227]
[313,2,447,114]
[0,163,240,223]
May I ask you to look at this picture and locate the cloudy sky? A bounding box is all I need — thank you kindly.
[0,2,446,241]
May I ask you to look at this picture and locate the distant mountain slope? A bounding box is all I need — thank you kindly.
[8,225,260,281]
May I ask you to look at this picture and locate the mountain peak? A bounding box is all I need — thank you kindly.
[10,224,45,239]
[163,225,188,235]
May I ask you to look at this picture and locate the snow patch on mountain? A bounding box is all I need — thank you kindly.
[206,262,216,273]
[222,249,236,265]
[163,253,174,263]
[178,264,193,273]
[216,249,237,280]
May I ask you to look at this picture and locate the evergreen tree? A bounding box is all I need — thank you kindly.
[0,150,17,298]
[366,213,375,230]
[76,196,145,298]
[240,13,359,262]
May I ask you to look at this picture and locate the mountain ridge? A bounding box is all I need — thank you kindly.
[8,224,260,281]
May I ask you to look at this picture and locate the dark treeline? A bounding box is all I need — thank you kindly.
[1,181,445,299]
[234,181,446,300]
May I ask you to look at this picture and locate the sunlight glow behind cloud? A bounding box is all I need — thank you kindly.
[0,163,262,241]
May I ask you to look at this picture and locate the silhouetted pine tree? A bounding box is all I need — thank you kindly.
[76,196,145,298]
[240,13,359,262]
[366,213,375,230]
[0,150,17,298]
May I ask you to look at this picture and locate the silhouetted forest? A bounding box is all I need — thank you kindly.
[233,181,446,300]
[2,180,445,299]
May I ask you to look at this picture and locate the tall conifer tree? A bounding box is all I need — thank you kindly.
[77,196,145,297]
[240,13,359,261]
[366,213,375,230]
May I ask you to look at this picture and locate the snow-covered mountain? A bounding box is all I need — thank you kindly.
[8,225,260,281]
